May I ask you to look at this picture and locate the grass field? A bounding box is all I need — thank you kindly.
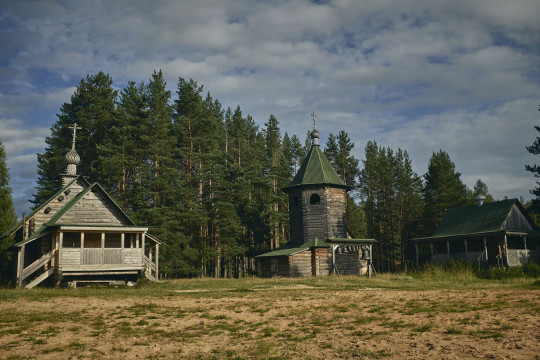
[1,270,539,359]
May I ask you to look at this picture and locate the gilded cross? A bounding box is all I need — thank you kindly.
[69,123,82,150]
[311,112,317,129]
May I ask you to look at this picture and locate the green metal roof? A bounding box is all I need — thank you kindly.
[414,199,535,241]
[284,145,347,191]
[255,238,329,258]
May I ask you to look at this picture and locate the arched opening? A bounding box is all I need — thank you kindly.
[310,193,321,205]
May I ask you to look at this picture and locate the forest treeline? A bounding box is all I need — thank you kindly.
[4,71,496,277]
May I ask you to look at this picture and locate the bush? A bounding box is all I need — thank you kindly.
[475,266,524,280]
[522,261,540,277]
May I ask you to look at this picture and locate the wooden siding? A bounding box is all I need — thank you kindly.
[335,250,364,275]
[58,189,125,225]
[28,181,85,238]
[60,248,143,266]
[504,205,534,231]
[507,249,539,266]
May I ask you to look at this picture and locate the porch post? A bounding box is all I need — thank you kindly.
[121,233,125,249]
[155,244,159,281]
[331,245,336,275]
[483,237,488,261]
[430,242,434,256]
[523,235,527,250]
[101,233,105,248]
[504,234,508,267]
[368,244,372,278]
[50,234,56,267]
[464,239,468,260]
[17,245,24,288]
[446,240,450,260]
[80,232,84,249]
[415,243,419,266]
[142,233,146,255]
[58,232,63,264]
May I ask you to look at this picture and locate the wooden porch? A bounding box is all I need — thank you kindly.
[17,227,160,288]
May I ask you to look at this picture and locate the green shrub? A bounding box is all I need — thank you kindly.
[474,267,524,280]
[522,261,540,277]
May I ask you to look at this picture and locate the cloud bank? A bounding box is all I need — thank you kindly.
[1,0,539,216]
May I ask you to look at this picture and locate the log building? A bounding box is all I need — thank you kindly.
[257,117,375,277]
[0,124,160,288]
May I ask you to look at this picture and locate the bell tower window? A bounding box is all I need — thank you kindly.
[310,194,320,205]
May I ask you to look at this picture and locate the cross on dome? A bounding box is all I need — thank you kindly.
[69,123,82,150]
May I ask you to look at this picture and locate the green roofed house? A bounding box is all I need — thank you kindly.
[0,124,160,288]
[412,195,540,267]
[256,117,375,277]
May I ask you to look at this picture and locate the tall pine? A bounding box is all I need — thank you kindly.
[0,140,17,282]
[422,150,469,235]
[34,72,117,205]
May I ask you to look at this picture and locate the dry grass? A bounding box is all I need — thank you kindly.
[0,274,539,359]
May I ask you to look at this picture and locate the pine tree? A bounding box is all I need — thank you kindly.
[0,139,17,282]
[34,72,118,205]
[325,131,360,192]
[473,179,494,203]
[422,150,469,235]
[346,195,367,238]
[360,142,423,271]
[525,110,540,212]
[393,149,423,270]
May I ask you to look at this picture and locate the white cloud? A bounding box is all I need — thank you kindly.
[0,0,539,212]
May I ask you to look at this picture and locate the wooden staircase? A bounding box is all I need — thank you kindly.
[143,255,157,281]
[20,250,56,289]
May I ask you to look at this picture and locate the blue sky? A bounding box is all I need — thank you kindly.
[1,0,540,216]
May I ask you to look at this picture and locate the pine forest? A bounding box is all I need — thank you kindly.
[30,71,490,277]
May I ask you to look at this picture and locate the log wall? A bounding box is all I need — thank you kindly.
[289,250,313,277]
[259,257,290,277]
[288,185,347,246]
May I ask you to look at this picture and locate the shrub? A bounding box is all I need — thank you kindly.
[474,267,524,280]
[522,261,540,277]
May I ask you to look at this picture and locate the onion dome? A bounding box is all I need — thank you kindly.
[65,148,80,165]
[311,129,320,146]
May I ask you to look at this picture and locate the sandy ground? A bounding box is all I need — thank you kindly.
[0,285,539,359]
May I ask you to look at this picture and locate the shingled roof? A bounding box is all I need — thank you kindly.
[284,144,347,191]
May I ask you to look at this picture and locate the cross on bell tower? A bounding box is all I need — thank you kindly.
[310,112,320,146]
